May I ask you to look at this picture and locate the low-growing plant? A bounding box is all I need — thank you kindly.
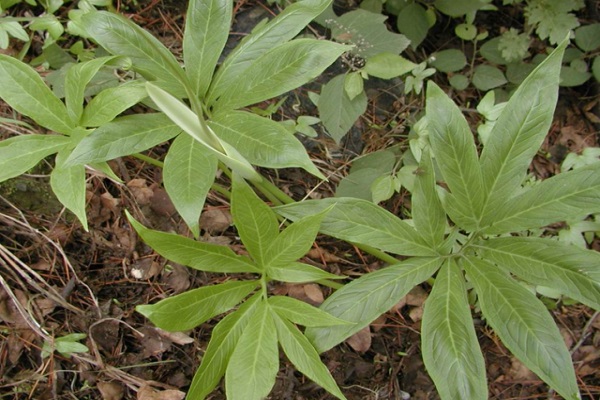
[278,37,600,399]
[127,176,349,400]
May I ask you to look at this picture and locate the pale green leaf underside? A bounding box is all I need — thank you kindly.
[0,135,69,182]
[163,134,218,237]
[276,198,437,257]
[231,177,279,267]
[268,296,349,327]
[127,212,260,273]
[273,313,347,400]
[82,11,187,97]
[306,257,442,353]
[209,110,324,178]
[421,260,487,400]
[462,256,580,400]
[267,262,343,283]
[479,38,567,223]
[215,39,348,110]
[426,82,484,230]
[225,301,279,400]
[66,114,181,166]
[183,0,232,98]
[81,81,148,127]
[136,280,258,332]
[207,0,332,102]
[50,151,88,230]
[0,54,73,134]
[482,163,600,234]
[187,293,261,400]
[474,237,600,310]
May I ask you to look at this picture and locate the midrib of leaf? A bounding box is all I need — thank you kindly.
[209,119,279,153]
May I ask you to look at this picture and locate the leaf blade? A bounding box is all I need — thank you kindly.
[0,135,69,182]
[50,151,88,230]
[268,296,350,327]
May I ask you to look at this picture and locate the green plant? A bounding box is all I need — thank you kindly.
[127,176,349,400]
[277,37,600,399]
[41,333,89,359]
[0,0,347,233]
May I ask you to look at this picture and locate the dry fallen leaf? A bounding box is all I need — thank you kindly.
[97,381,125,400]
[346,326,371,353]
[137,384,185,400]
[200,208,232,233]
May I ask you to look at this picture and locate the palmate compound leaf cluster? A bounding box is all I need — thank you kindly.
[128,176,350,400]
[277,37,600,400]
[0,0,346,235]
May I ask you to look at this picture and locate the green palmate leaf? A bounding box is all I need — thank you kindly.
[421,260,487,400]
[215,39,348,111]
[82,11,188,97]
[482,163,600,234]
[81,81,148,127]
[462,256,580,400]
[127,212,260,273]
[479,38,567,225]
[66,113,181,165]
[272,313,347,400]
[145,83,260,181]
[188,292,261,400]
[268,296,349,327]
[426,82,485,230]
[64,55,131,126]
[412,149,446,250]
[184,0,232,98]
[0,135,70,182]
[163,134,218,237]
[50,150,88,230]
[207,0,332,102]
[0,55,73,134]
[209,110,324,179]
[276,198,437,256]
[231,177,279,266]
[267,262,343,283]
[225,301,279,400]
[474,237,600,309]
[306,257,442,353]
[265,207,330,268]
[318,74,368,144]
[136,280,258,332]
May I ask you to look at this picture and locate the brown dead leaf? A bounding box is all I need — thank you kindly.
[97,381,125,400]
[137,384,185,400]
[508,357,536,381]
[154,328,194,345]
[162,263,191,294]
[130,258,162,280]
[287,284,324,306]
[346,326,371,353]
[405,286,428,307]
[306,247,345,263]
[200,208,232,234]
[127,179,154,205]
[90,319,121,354]
[408,306,424,322]
[150,188,176,217]
[138,327,173,358]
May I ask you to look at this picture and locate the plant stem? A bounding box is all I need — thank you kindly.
[351,242,399,265]
[132,153,164,168]
[317,279,344,290]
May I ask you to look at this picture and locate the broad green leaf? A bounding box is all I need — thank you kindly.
[344,71,364,100]
[215,39,348,111]
[0,135,69,182]
[269,296,349,327]
[429,49,467,73]
[267,262,344,283]
[225,301,279,400]
[127,212,260,273]
[184,0,232,98]
[426,82,484,230]
[412,150,446,250]
[434,0,487,17]
[207,0,332,102]
[64,56,131,126]
[479,38,567,225]
[318,74,368,144]
[50,151,88,230]
[306,257,442,353]
[462,256,580,400]
[574,23,600,52]
[272,313,347,400]
[82,11,188,97]
[163,134,218,237]
[397,3,429,49]
[136,280,258,332]
[66,113,181,165]
[146,83,260,181]
[188,292,261,400]
[0,55,73,134]
[81,81,148,127]
[471,65,507,91]
[231,177,279,266]
[421,260,487,400]
[265,207,330,268]
[209,110,324,179]
[276,198,437,256]
[481,163,600,234]
[474,237,600,309]
[363,52,416,79]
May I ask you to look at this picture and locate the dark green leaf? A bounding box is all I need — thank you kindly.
[397,3,430,49]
